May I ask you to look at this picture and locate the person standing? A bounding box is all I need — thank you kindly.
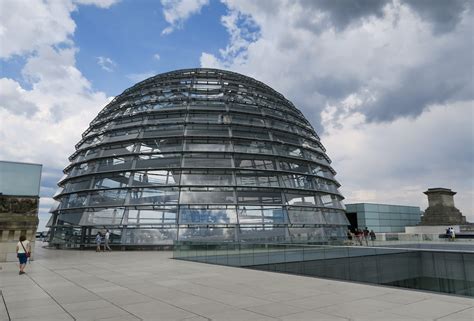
[346,229,353,245]
[363,227,369,246]
[95,232,102,252]
[450,227,456,241]
[445,227,451,241]
[369,230,376,246]
[355,229,363,245]
[104,230,112,251]
[16,235,31,275]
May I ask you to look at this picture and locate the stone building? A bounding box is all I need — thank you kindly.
[420,188,466,225]
[0,161,42,261]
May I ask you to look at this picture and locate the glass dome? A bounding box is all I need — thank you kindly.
[49,68,347,247]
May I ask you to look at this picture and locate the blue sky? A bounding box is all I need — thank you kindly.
[72,1,229,95]
[0,0,473,230]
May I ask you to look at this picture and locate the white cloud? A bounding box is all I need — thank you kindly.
[0,0,119,59]
[97,56,117,72]
[0,0,117,227]
[160,0,209,35]
[74,0,118,8]
[322,101,473,221]
[0,0,75,58]
[153,53,161,60]
[0,47,109,169]
[201,0,474,219]
[0,79,38,115]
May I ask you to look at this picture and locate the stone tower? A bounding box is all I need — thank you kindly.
[420,188,466,225]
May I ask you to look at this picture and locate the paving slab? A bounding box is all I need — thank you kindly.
[0,244,471,321]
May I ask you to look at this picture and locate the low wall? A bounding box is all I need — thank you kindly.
[405,225,461,234]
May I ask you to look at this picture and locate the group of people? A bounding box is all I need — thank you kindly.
[347,227,376,246]
[95,229,112,252]
[445,227,456,241]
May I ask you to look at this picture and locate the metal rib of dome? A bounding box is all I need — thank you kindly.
[49,68,347,247]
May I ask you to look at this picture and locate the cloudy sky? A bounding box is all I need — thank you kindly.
[0,0,472,230]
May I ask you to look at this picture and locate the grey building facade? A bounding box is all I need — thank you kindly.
[345,203,421,233]
[49,68,347,247]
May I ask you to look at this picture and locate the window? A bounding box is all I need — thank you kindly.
[272,132,300,145]
[142,124,184,138]
[237,205,286,224]
[232,127,270,140]
[281,174,313,189]
[135,154,182,169]
[235,171,279,187]
[102,142,135,157]
[137,138,182,153]
[131,170,180,186]
[233,140,273,154]
[94,172,131,189]
[284,192,316,206]
[61,193,88,209]
[231,114,265,127]
[237,188,282,204]
[65,178,92,193]
[179,206,237,224]
[287,207,325,224]
[180,187,235,204]
[129,187,179,205]
[97,157,133,172]
[182,153,232,168]
[126,206,177,224]
[181,170,233,186]
[89,189,127,206]
[234,156,275,170]
[187,112,225,124]
[184,138,231,152]
[186,124,229,137]
[278,159,310,174]
[275,144,303,158]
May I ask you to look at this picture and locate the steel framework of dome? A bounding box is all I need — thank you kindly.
[49,68,348,247]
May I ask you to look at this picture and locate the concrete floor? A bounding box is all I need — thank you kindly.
[0,244,472,321]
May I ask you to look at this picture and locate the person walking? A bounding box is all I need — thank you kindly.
[363,227,369,246]
[104,229,112,251]
[95,232,102,252]
[16,235,31,275]
[369,230,376,246]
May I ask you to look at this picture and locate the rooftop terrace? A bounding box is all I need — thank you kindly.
[0,243,472,321]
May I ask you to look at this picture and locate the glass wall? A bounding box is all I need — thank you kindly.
[50,68,347,246]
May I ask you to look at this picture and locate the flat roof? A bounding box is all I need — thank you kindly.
[346,202,420,208]
[0,244,471,320]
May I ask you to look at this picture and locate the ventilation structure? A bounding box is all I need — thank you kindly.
[49,68,348,247]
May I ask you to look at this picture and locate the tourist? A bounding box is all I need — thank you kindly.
[16,235,31,275]
[370,230,376,246]
[363,227,369,246]
[446,227,451,241]
[95,232,102,252]
[346,229,353,245]
[450,227,456,241]
[104,229,112,251]
[355,229,363,245]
